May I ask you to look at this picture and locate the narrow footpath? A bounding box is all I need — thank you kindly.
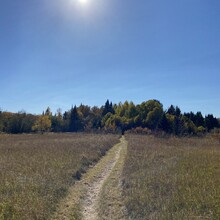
[52,136,128,220]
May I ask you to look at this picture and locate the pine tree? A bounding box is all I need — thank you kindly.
[205,114,219,131]
[69,106,82,132]
[45,107,52,116]
[167,105,176,115]
[159,113,169,132]
[102,100,115,116]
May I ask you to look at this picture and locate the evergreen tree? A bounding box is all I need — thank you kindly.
[102,100,115,116]
[159,113,170,132]
[45,107,52,116]
[175,106,181,117]
[184,111,196,122]
[167,105,181,117]
[173,116,184,135]
[167,105,176,115]
[205,114,219,131]
[62,111,69,132]
[69,106,82,132]
[195,112,204,127]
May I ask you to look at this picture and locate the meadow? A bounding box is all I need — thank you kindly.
[122,134,220,219]
[0,133,119,220]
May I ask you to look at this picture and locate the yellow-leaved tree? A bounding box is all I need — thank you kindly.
[32,115,51,134]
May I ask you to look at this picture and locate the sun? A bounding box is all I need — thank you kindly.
[79,0,88,4]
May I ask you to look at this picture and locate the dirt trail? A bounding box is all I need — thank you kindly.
[52,136,127,220]
[82,138,122,220]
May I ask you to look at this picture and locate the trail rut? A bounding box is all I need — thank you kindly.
[82,140,122,220]
[52,136,127,220]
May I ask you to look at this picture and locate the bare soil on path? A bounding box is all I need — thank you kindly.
[52,136,127,220]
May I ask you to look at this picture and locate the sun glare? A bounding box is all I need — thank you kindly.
[79,0,88,4]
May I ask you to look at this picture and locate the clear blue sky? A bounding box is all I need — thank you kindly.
[1,0,220,117]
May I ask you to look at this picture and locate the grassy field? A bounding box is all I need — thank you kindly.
[0,133,119,220]
[122,134,220,219]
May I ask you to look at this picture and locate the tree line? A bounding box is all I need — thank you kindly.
[0,99,219,135]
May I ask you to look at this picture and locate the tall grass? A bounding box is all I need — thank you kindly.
[0,133,119,220]
[122,134,220,219]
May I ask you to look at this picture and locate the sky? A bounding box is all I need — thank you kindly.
[0,0,220,117]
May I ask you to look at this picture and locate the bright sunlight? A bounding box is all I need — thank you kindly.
[79,0,88,4]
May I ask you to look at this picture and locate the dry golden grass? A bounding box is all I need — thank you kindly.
[0,133,119,220]
[122,134,220,219]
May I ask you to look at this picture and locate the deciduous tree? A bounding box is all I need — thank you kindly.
[32,115,51,134]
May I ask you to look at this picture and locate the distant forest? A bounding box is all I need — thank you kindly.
[0,100,219,135]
